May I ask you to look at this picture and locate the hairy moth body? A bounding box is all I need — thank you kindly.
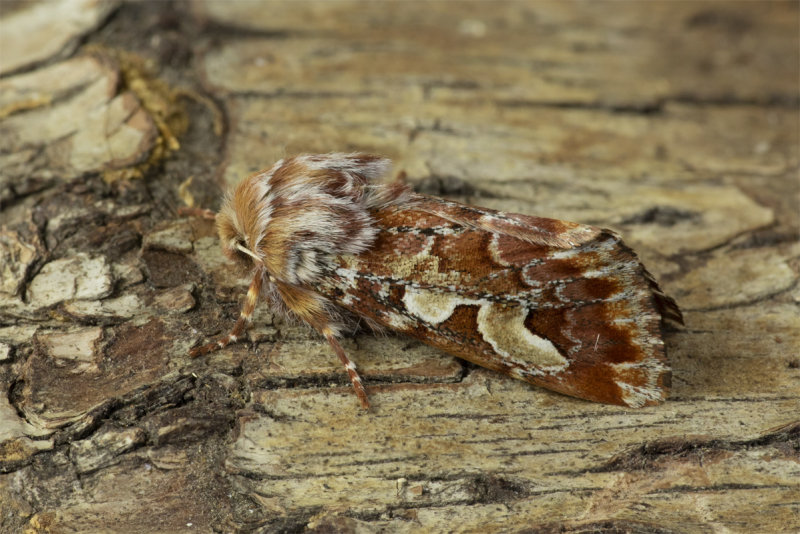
[192,154,682,408]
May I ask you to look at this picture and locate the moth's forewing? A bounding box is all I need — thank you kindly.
[319,196,676,407]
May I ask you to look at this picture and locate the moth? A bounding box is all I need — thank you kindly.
[190,153,682,409]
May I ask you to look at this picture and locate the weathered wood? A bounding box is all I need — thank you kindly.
[1,1,798,533]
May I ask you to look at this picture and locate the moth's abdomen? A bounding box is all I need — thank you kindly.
[320,198,678,408]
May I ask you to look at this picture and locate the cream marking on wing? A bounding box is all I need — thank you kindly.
[384,235,438,281]
[402,287,465,324]
[402,287,568,371]
[476,303,568,370]
[487,233,511,267]
[549,247,580,260]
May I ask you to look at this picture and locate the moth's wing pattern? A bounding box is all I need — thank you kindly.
[318,195,680,407]
[416,195,683,324]
[414,195,602,248]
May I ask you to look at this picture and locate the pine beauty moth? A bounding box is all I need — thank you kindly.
[190,154,682,409]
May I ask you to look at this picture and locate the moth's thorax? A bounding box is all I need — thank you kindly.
[216,154,411,286]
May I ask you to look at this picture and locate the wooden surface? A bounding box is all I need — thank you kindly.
[1,1,798,533]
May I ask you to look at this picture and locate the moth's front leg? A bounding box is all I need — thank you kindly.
[179,204,251,356]
[190,271,263,357]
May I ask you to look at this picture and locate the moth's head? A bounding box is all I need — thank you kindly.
[216,208,255,272]
[215,172,272,274]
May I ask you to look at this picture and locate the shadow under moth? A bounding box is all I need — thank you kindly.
[189,153,682,409]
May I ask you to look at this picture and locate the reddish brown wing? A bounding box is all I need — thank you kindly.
[317,196,680,407]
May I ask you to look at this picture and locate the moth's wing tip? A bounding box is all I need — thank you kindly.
[615,362,671,408]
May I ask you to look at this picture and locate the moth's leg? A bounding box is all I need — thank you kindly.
[322,327,370,410]
[177,206,217,220]
[190,271,263,357]
[275,282,370,409]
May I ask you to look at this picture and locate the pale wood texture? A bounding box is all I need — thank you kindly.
[1,1,798,533]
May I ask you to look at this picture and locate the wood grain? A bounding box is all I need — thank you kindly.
[1,1,797,533]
